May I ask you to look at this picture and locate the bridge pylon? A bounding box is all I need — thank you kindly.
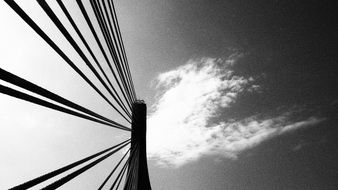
[124,100,151,190]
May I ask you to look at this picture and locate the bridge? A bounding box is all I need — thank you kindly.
[0,0,151,189]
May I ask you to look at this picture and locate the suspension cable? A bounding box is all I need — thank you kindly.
[109,0,137,100]
[0,84,130,131]
[9,139,130,190]
[110,143,139,190]
[37,0,131,119]
[90,0,134,105]
[3,0,131,123]
[123,142,140,190]
[97,0,135,103]
[41,140,130,189]
[75,0,134,107]
[98,148,130,189]
[56,0,132,112]
[111,155,129,190]
[115,157,129,190]
[0,68,128,130]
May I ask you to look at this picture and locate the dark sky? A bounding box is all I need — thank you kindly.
[118,0,337,107]
[114,0,338,189]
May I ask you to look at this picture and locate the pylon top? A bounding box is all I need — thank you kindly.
[134,99,145,104]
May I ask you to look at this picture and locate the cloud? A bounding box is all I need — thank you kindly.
[147,56,322,167]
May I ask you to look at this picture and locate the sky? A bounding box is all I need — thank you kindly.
[0,0,337,190]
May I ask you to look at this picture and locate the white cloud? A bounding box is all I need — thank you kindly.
[147,56,323,167]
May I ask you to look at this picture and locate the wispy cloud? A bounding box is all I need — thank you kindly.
[147,56,323,167]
